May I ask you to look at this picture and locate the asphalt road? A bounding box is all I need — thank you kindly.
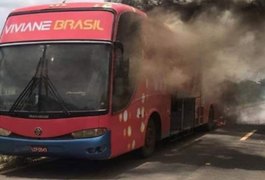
[0,124,265,180]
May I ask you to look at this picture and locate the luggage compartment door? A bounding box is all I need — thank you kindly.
[170,98,196,132]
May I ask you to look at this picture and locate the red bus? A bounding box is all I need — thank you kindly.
[0,2,216,159]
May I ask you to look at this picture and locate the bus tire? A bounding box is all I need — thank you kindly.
[139,118,156,158]
[208,105,215,131]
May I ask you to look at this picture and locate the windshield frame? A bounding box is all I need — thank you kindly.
[0,41,113,119]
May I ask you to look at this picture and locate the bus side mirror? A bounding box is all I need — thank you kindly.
[0,49,4,64]
[113,42,129,97]
[114,42,129,78]
[0,49,3,59]
[114,41,124,54]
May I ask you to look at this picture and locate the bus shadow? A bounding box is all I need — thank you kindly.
[1,132,205,179]
[3,125,265,179]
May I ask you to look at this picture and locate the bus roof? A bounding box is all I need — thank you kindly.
[10,2,145,17]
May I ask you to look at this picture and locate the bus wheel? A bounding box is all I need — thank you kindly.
[208,105,215,131]
[139,119,156,158]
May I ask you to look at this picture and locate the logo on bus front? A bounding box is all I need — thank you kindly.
[34,127,43,136]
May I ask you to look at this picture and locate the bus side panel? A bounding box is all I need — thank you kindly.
[145,94,171,139]
[109,81,171,158]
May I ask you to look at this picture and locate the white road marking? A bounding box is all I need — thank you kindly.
[240,130,257,141]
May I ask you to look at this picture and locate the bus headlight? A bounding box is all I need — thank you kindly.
[0,128,11,137]
[71,128,107,139]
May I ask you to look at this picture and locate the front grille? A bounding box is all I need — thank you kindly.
[9,133,74,140]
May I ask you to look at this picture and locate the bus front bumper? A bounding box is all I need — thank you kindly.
[0,132,111,160]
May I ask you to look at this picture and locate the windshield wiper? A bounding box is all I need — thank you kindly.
[9,45,70,115]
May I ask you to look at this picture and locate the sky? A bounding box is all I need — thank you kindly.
[0,0,106,30]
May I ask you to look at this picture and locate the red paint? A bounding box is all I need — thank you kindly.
[11,2,145,16]
[0,115,104,138]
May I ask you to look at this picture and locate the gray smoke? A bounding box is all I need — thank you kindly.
[138,0,265,124]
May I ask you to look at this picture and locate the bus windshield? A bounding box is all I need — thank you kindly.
[0,43,110,117]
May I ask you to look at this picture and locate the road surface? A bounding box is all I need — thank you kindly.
[0,124,264,180]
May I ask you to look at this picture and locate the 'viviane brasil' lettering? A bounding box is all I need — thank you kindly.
[4,19,104,34]
[53,19,104,31]
[5,21,52,34]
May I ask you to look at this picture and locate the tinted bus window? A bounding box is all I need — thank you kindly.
[112,12,143,112]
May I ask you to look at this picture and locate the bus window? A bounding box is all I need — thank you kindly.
[0,44,110,116]
[112,12,143,112]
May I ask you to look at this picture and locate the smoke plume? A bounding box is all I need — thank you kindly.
[139,0,265,124]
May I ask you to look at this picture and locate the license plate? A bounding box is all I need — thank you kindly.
[31,146,48,153]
